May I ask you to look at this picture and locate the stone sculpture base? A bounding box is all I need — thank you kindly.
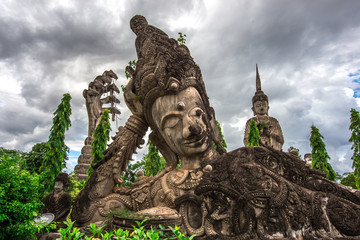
[110,207,182,234]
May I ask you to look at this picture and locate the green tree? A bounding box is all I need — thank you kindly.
[67,173,86,201]
[0,151,44,239]
[121,160,145,186]
[88,109,111,178]
[0,147,26,158]
[143,140,166,177]
[340,172,358,189]
[349,108,360,188]
[40,93,72,194]
[288,146,301,158]
[310,125,336,181]
[25,142,49,174]
[213,120,227,153]
[247,119,261,146]
[0,147,26,169]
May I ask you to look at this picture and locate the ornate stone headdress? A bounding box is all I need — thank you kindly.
[252,64,268,104]
[125,15,225,168]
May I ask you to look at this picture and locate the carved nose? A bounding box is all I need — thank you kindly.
[183,123,202,139]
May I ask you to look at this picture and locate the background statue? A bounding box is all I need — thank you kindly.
[40,173,71,226]
[84,70,120,138]
[71,15,360,239]
[304,153,313,166]
[244,65,284,151]
[75,70,121,180]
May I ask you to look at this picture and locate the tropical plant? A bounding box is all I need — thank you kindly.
[88,109,111,178]
[57,219,195,239]
[122,160,145,187]
[287,146,301,158]
[25,142,49,174]
[0,147,26,168]
[40,93,72,195]
[177,32,187,45]
[0,151,44,239]
[143,140,166,177]
[310,125,336,181]
[125,60,137,80]
[341,172,358,189]
[57,220,85,240]
[247,119,261,146]
[213,120,228,153]
[67,173,86,200]
[349,108,360,188]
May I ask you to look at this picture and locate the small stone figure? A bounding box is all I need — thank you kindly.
[244,65,284,150]
[304,153,313,166]
[41,173,72,224]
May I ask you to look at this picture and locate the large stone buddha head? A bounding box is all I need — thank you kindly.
[124,15,224,170]
[152,87,210,157]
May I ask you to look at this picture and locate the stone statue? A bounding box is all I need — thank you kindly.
[84,70,120,137]
[304,153,313,166]
[75,70,121,180]
[71,15,360,239]
[244,65,284,151]
[41,173,72,224]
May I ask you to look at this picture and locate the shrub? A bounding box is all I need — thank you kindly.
[57,219,195,240]
[0,151,44,239]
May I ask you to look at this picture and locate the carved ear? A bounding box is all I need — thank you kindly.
[209,107,226,154]
[149,131,179,171]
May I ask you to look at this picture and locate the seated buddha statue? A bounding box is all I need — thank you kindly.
[244,65,284,151]
[41,173,72,225]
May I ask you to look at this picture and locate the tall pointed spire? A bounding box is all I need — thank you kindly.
[252,64,268,105]
[256,64,262,92]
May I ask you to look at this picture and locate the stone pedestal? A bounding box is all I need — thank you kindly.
[75,137,94,181]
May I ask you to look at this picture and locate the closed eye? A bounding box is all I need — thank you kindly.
[160,112,182,129]
[163,117,180,129]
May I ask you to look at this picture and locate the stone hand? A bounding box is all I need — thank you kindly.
[124,75,144,117]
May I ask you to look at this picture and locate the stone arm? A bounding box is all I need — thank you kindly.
[71,115,148,224]
[270,117,284,146]
[96,115,148,187]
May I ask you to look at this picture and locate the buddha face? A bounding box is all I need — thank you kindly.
[253,100,269,116]
[54,181,64,193]
[151,87,211,157]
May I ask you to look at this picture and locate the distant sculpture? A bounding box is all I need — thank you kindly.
[71,15,360,239]
[304,153,313,166]
[244,65,284,151]
[84,70,120,137]
[41,173,71,224]
[75,70,121,180]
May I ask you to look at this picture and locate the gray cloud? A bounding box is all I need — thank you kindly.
[1,0,360,175]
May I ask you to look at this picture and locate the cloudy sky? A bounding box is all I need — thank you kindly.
[1,0,360,174]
